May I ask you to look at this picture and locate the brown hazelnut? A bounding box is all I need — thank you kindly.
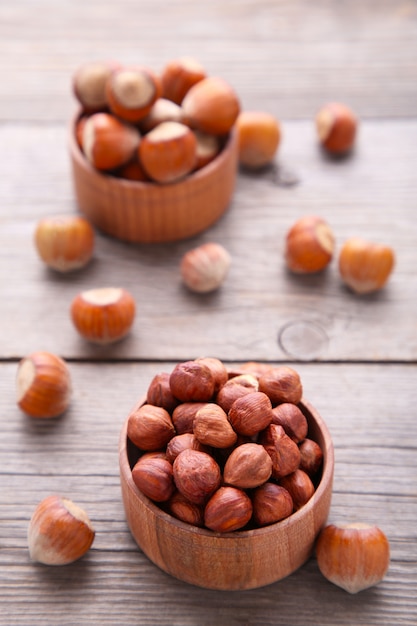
[167,491,205,527]
[252,482,294,527]
[73,60,119,112]
[182,76,240,135]
[132,456,175,502]
[146,372,180,413]
[169,360,215,402]
[106,65,161,123]
[127,404,175,451]
[316,523,390,594]
[271,403,308,443]
[228,391,274,436]
[260,424,301,479]
[81,112,140,171]
[193,403,237,448]
[285,215,335,274]
[298,438,323,477]
[165,433,208,463]
[216,374,259,413]
[171,401,208,434]
[258,366,303,405]
[316,102,357,155]
[161,57,207,105]
[279,469,315,510]
[195,357,228,393]
[180,242,231,294]
[338,237,395,294]
[236,111,281,169]
[223,443,272,489]
[173,449,221,504]
[204,486,253,533]
[139,98,185,133]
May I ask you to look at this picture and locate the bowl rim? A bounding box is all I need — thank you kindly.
[69,108,237,191]
[119,395,334,539]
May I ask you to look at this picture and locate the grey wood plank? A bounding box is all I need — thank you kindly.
[0,0,416,122]
[0,361,416,625]
[1,120,416,361]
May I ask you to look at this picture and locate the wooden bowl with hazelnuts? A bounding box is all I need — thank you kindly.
[119,358,334,590]
[69,59,239,243]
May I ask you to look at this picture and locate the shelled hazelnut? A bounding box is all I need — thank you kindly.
[126,358,325,533]
[34,215,95,272]
[316,102,358,155]
[81,112,140,171]
[182,76,240,135]
[285,215,335,274]
[180,242,231,293]
[338,237,395,294]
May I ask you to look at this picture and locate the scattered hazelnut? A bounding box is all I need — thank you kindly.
[285,215,335,274]
[223,443,272,489]
[127,404,175,451]
[252,482,294,527]
[138,121,197,183]
[316,102,358,155]
[279,469,315,510]
[204,486,253,532]
[81,112,140,171]
[169,360,215,402]
[258,366,303,405]
[182,76,240,135]
[180,242,231,293]
[193,403,237,448]
[73,60,118,112]
[271,403,308,443]
[338,237,395,294]
[173,449,221,504]
[28,495,95,565]
[228,391,274,436]
[316,522,390,593]
[131,455,175,502]
[236,111,281,169]
[106,65,161,122]
[34,215,95,272]
[160,57,207,105]
[70,287,136,344]
[16,351,72,419]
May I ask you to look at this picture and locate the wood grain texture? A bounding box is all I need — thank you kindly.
[0,362,416,624]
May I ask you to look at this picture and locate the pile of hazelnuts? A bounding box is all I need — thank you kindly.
[127,358,324,533]
[72,58,241,184]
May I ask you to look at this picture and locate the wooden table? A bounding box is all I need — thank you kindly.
[1,1,416,624]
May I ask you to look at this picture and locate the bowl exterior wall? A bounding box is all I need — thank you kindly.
[119,399,334,591]
[69,115,238,243]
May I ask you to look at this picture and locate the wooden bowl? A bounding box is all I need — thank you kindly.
[119,397,334,591]
[68,113,238,243]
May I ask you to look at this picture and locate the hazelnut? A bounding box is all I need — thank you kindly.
[193,403,237,448]
[81,112,140,171]
[169,360,215,402]
[316,102,358,155]
[171,401,208,434]
[139,98,185,133]
[285,215,335,274]
[131,456,175,502]
[73,60,118,112]
[70,287,136,344]
[298,438,323,477]
[260,424,301,479]
[182,76,240,135]
[173,449,221,504]
[180,242,231,294]
[28,495,95,565]
[167,491,205,527]
[146,372,180,413]
[106,65,161,122]
[338,237,395,294]
[228,391,274,436]
[316,522,390,593]
[216,374,259,413]
[193,131,220,170]
[223,443,272,489]
[127,404,175,451]
[160,57,207,104]
[117,157,150,182]
[138,121,197,183]
[204,486,253,532]
[236,111,281,169]
[16,351,72,419]
[271,403,308,443]
[165,433,208,463]
[34,215,95,273]
[279,469,315,510]
[252,482,294,527]
[195,357,228,393]
[258,366,303,405]
[234,361,275,379]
